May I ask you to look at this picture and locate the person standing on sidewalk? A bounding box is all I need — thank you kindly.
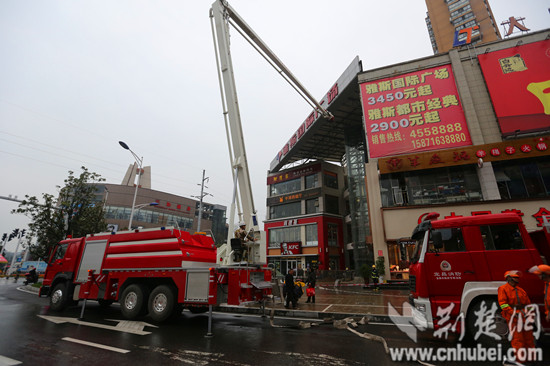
[284,269,297,309]
[498,270,535,363]
[305,267,316,303]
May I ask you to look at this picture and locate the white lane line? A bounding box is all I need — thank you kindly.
[0,355,22,365]
[322,304,333,312]
[62,337,130,354]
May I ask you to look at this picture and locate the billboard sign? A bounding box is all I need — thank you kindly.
[478,40,550,136]
[452,25,480,48]
[280,242,301,256]
[360,65,472,158]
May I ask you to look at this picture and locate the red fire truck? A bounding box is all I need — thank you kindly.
[408,212,550,340]
[39,227,272,322]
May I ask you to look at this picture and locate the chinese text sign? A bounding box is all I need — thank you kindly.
[360,65,472,158]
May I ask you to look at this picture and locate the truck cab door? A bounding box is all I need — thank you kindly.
[424,228,476,320]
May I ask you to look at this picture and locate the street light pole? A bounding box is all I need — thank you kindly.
[119,141,143,230]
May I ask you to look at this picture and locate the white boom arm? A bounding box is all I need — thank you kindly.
[210,0,332,266]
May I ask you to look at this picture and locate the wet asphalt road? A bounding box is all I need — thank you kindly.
[1,280,549,366]
[0,279,417,366]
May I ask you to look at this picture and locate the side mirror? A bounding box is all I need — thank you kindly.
[432,231,443,250]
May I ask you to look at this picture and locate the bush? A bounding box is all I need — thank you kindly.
[375,256,386,278]
[359,264,372,283]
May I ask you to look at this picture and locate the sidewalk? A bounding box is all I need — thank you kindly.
[219,280,410,323]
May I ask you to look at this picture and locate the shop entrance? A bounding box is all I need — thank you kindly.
[282,259,297,275]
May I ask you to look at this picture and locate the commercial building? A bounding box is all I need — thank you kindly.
[265,161,347,275]
[425,0,501,54]
[268,28,550,280]
[94,165,228,245]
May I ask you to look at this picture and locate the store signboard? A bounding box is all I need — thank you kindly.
[360,64,472,158]
[280,242,301,255]
[478,40,550,136]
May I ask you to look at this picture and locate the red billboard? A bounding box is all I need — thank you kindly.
[478,40,550,136]
[360,65,472,158]
[280,242,301,255]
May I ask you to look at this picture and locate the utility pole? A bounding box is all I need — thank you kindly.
[192,170,212,233]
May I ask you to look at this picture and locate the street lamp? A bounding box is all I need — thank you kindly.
[119,141,143,230]
[133,202,159,225]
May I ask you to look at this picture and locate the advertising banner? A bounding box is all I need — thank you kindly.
[478,40,550,136]
[360,65,472,158]
[280,242,301,256]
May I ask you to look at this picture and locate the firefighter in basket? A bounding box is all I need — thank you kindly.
[234,221,256,262]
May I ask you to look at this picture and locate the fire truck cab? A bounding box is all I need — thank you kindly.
[409,213,549,338]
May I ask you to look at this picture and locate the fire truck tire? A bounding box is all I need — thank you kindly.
[466,298,508,346]
[188,306,209,314]
[148,285,176,323]
[50,282,69,311]
[120,284,148,320]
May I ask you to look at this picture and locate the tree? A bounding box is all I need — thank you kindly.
[12,166,107,260]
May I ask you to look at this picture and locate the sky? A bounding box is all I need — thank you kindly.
[1,0,548,253]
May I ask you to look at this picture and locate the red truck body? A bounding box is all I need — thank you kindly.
[40,227,272,322]
[408,213,550,337]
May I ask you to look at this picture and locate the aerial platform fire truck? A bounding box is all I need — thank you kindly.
[40,0,332,324]
[408,212,550,341]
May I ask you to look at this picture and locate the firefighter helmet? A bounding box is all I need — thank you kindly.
[504,270,522,279]
[238,221,246,227]
[530,264,550,275]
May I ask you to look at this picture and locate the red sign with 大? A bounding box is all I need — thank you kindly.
[360,65,472,158]
[478,40,550,136]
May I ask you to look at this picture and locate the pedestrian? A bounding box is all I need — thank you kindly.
[498,270,535,363]
[297,264,304,279]
[305,267,316,303]
[284,268,297,309]
[530,264,550,323]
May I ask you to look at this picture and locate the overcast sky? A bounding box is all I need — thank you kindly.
[1,0,548,253]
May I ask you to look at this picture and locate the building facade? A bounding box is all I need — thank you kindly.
[264,161,347,276]
[268,28,550,280]
[94,171,228,246]
[425,0,501,54]
[360,30,550,279]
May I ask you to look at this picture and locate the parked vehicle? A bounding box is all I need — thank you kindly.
[408,212,550,340]
[40,227,272,322]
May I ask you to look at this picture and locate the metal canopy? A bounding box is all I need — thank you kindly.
[270,76,364,172]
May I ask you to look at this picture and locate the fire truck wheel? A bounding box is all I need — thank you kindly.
[148,285,176,323]
[466,298,508,346]
[120,284,148,320]
[50,282,69,311]
[188,306,209,314]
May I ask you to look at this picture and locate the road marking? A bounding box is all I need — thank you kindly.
[62,337,130,353]
[37,315,157,335]
[322,304,333,312]
[0,355,22,365]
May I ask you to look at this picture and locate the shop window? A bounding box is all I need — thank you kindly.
[270,178,301,196]
[325,195,339,214]
[305,174,318,189]
[493,158,550,200]
[480,224,525,250]
[306,198,319,214]
[328,223,338,247]
[269,202,301,220]
[324,171,338,189]
[305,224,318,246]
[379,165,482,207]
[269,226,300,249]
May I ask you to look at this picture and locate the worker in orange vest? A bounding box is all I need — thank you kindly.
[498,270,535,362]
[530,264,550,323]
